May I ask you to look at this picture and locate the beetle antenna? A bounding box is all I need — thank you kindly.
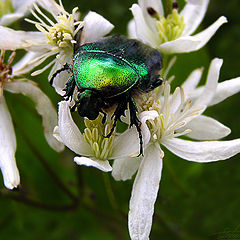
[50,63,71,86]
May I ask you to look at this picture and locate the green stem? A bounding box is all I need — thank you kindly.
[102,173,119,211]
[0,190,78,211]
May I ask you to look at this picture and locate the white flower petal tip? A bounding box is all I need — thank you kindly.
[128,144,163,240]
[1,160,20,190]
[189,16,228,52]
[183,115,231,140]
[81,11,114,44]
[163,138,240,163]
[0,97,19,189]
[180,0,210,36]
[210,77,240,106]
[74,156,112,172]
[193,58,223,108]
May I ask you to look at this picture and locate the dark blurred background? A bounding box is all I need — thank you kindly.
[1,0,240,239]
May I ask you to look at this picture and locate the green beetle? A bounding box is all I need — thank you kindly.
[51,35,162,156]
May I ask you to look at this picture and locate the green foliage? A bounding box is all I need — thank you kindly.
[1,0,240,240]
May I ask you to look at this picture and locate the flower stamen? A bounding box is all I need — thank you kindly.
[0,50,15,98]
[153,9,185,44]
[83,115,116,160]
[137,82,205,142]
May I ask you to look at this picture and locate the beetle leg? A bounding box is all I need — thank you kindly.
[50,63,71,86]
[129,97,143,156]
[99,110,107,124]
[70,92,81,112]
[104,98,128,138]
[63,75,76,100]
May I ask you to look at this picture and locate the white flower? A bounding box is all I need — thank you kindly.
[0,0,36,26]
[0,0,114,94]
[112,58,240,240]
[129,0,227,54]
[0,50,64,189]
[53,101,147,172]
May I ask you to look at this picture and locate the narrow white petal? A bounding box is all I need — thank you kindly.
[53,126,63,143]
[74,156,112,172]
[159,36,201,54]
[180,115,231,140]
[111,110,158,158]
[0,13,24,26]
[193,58,223,108]
[0,97,20,189]
[80,11,114,44]
[139,110,159,145]
[128,19,137,39]
[13,0,36,12]
[112,157,142,181]
[13,51,43,76]
[181,67,203,97]
[159,16,227,54]
[4,80,64,152]
[0,0,35,26]
[37,0,62,16]
[58,101,93,156]
[186,77,240,107]
[191,16,228,50]
[130,4,159,48]
[111,127,140,159]
[162,138,240,162]
[129,143,163,240]
[0,26,45,50]
[181,0,209,36]
[209,77,240,106]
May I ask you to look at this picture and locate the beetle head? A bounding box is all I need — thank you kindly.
[77,89,103,120]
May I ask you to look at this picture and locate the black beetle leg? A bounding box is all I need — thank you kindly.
[104,98,128,138]
[70,92,81,112]
[99,110,107,124]
[50,63,71,86]
[63,75,76,101]
[129,96,143,157]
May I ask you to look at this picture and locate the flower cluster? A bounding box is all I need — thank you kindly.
[0,0,240,240]
[0,0,113,188]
